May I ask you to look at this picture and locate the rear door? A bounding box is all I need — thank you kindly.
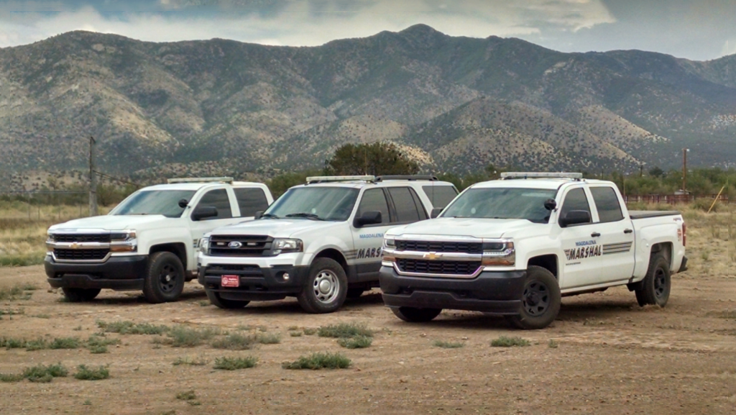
[589,186,635,283]
[233,186,271,218]
[419,184,459,210]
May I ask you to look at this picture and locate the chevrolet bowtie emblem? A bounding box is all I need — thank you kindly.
[424,252,440,260]
[70,243,80,249]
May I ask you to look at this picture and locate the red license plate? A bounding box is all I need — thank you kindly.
[221,275,240,288]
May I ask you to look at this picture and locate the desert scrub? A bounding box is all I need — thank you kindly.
[0,373,25,382]
[0,284,36,301]
[165,326,221,347]
[282,352,351,370]
[432,340,465,349]
[213,356,258,370]
[74,365,110,380]
[49,337,81,349]
[338,335,373,349]
[318,323,373,339]
[172,356,209,366]
[87,335,121,354]
[211,333,258,350]
[97,320,170,335]
[491,336,531,347]
[256,332,281,344]
[23,363,68,383]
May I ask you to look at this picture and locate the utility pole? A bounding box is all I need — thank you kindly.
[89,136,98,216]
[682,148,688,194]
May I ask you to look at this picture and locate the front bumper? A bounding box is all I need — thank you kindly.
[45,255,148,290]
[379,265,527,315]
[198,263,311,302]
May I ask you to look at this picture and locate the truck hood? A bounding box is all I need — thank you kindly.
[387,217,535,239]
[209,219,344,238]
[48,215,172,232]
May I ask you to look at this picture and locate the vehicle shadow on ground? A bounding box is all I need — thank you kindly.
[86,289,208,305]
[557,299,638,322]
[227,292,387,315]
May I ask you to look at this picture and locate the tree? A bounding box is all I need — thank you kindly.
[648,166,664,178]
[325,142,419,176]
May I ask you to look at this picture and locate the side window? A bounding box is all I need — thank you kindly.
[388,187,422,223]
[559,188,591,224]
[590,187,624,223]
[421,185,458,209]
[194,189,232,219]
[234,188,269,217]
[356,189,390,225]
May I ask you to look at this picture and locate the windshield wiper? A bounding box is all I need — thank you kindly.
[285,213,325,220]
[260,213,280,219]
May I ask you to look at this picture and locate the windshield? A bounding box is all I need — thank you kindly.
[109,190,196,218]
[264,187,359,221]
[441,188,557,223]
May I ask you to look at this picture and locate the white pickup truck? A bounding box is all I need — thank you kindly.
[45,178,273,303]
[197,175,458,313]
[380,172,687,329]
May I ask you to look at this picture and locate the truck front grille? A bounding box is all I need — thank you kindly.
[53,234,111,243]
[209,235,272,256]
[204,264,264,278]
[395,240,482,254]
[396,259,481,276]
[54,248,110,261]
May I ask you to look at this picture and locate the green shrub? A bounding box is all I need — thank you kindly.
[282,352,351,370]
[318,323,373,339]
[338,335,373,349]
[97,320,170,335]
[167,326,221,347]
[0,373,25,382]
[22,363,68,382]
[74,365,110,380]
[49,337,81,349]
[213,356,258,370]
[256,332,281,344]
[211,333,257,350]
[432,340,465,349]
[172,356,209,366]
[490,336,531,347]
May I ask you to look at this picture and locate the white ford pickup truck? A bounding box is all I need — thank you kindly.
[380,172,687,329]
[45,177,273,303]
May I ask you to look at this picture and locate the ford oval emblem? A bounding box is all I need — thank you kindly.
[228,241,242,249]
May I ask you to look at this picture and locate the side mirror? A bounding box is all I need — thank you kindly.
[353,211,382,228]
[254,211,264,219]
[559,210,591,227]
[192,206,219,221]
[544,199,557,211]
[178,199,189,208]
[430,207,443,219]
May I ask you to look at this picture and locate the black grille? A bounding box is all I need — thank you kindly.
[53,234,111,243]
[210,235,272,257]
[395,240,482,254]
[397,259,481,275]
[54,249,110,261]
[205,264,264,278]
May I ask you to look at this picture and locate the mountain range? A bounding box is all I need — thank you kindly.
[1,24,735,191]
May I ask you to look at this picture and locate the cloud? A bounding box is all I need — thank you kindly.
[0,0,616,49]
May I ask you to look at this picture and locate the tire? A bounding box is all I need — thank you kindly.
[296,258,348,313]
[206,290,250,309]
[61,287,100,302]
[391,307,442,323]
[507,266,561,330]
[142,252,185,303]
[635,253,671,307]
[346,288,365,299]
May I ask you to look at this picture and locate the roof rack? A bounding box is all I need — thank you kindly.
[306,175,376,184]
[167,177,234,184]
[500,172,583,180]
[376,175,438,182]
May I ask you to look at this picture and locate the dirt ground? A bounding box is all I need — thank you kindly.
[1,230,735,414]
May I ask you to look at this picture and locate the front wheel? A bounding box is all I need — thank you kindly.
[62,287,100,302]
[206,290,250,309]
[506,266,561,330]
[635,253,671,307]
[391,307,442,322]
[296,258,348,313]
[142,252,185,303]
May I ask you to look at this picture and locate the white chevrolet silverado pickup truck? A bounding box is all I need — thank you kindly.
[45,177,273,303]
[380,172,687,329]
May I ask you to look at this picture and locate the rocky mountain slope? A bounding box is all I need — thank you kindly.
[1,25,735,189]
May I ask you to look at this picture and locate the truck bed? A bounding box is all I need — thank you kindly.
[629,210,681,220]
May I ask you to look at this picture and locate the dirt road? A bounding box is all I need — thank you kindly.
[1,262,734,415]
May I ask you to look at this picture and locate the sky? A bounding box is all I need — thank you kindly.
[1,0,735,61]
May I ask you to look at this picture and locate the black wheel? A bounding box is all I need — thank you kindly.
[206,290,250,309]
[635,253,671,307]
[142,252,185,303]
[296,258,348,313]
[346,288,365,299]
[61,287,100,302]
[391,307,442,323]
[507,266,561,330]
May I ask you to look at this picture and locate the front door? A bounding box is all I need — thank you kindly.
[351,188,394,281]
[556,187,604,290]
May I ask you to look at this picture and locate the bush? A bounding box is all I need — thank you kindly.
[432,340,465,349]
[167,326,221,347]
[337,335,373,349]
[22,363,68,382]
[74,365,110,380]
[97,320,170,335]
[318,323,373,339]
[213,356,258,370]
[490,336,531,347]
[49,337,81,349]
[211,333,258,350]
[282,352,351,370]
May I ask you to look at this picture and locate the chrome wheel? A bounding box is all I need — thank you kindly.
[312,270,340,304]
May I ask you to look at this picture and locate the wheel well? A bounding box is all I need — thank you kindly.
[315,249,348,272]
[528,255,558,278]
[149,243,187,269]
[651,242,672,267]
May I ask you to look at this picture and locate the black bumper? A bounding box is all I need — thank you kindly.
[198,264,310,302]
[379,266,527,315]
[45,255,148,291]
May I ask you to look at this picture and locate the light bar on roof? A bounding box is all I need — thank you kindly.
[500,172,583,180]
[167,177,234,184]
[306,175,376,184]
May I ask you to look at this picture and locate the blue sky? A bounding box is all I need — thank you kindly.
[1,0,735,60]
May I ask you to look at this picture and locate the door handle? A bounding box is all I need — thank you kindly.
[624,229,633,234]
[591,232,601,238]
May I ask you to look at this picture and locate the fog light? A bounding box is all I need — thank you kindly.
[282,272,290,281]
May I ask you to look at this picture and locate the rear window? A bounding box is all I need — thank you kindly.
[421,185,458,209]
[590,187,624,223]
[234,187,270,217]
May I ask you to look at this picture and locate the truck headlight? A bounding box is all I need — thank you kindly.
[110,230,137,252]
[382,236,396,266]
[272,238,303,255]
[481,240,515,266]
[198,236,211,255]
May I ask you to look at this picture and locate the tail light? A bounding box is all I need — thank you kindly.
[682,222,686,247]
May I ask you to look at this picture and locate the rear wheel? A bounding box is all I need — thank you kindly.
[635,253,671,307]
[206,290,250,309]
[61,287,100,302]
[142,252,185,303]
[297,258,348,313]
[391,307,442,323]
[507,266,561,330]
